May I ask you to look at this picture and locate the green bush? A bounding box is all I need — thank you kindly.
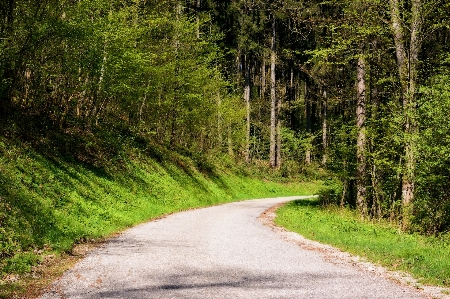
[3,253,41,274]
[318,177,344,206]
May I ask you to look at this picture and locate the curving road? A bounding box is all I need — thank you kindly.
[39,196,425,299]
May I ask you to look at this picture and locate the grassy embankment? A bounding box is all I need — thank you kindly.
[275,198,450,288]
[0,133,322,298]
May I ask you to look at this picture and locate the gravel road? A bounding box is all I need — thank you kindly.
[39,196,425,299]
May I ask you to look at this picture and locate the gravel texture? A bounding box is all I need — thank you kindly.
[39,196,426,299]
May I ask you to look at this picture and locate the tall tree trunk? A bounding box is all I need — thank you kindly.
[196,0,201,38]
[288,68,294,128]
[370,38,382,218]
[244,55,251,163]
[261,57,266,98]
[0,0,16,115]
[269,16,277,168]
[322,88,327,165]
[276,84,284,169]
[236,50,241,87]
[389,0,423,219]
[217,90,222,149]
[305,81,312,164]
[356,55,368,217]
[89,38,108,125]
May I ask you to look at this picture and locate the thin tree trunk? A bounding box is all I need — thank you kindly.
[276,84,284,169]
[261,57,266,98]
[288,68,294,128]
[322,89,327,165]
[356,55,368,217]
[371,164,382,219]
[228,124,234,156]
[270,16,277,168]
[89,43,107,124]
[217,90,222,149]
[244,55,251,163]
[139,82,150,123]
[305,81,312,164]
[196,0,201,38]
[169,108,177,147]
[236,51,241,86]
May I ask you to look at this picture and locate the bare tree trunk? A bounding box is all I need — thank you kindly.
[23,67,31,106]
[244,55,251,163]
[269,16,278,168]
[139,83,150,122]
[371,164,382,219]
[305,81,312,164]
[389,0,423,221]
[196,0,201,38]
[261,57,266,98]
[276,84,284,169]
[217,90,222,149]
[322,89,327,165]
[228,124,234,156]
[169,108,177,147]
[356,55,368,217]
[288,68,294,128]
[89,42,107,125]
[236,51,241,86]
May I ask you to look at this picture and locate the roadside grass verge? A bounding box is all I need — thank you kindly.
[0,135,322,298]
[275,199,450,287]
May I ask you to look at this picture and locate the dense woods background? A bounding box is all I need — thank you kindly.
[1,0,450,235]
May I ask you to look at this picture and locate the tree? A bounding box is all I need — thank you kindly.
[269,15,278,168]
[356,54,367,217]
[388,0,423,218]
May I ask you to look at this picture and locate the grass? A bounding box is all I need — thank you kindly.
[275,199,450,287]
[0,135,322,298]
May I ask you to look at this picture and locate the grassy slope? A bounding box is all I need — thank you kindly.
[275,199,450,287]
[0,135,321,279]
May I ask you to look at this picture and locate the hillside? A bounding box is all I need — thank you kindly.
[0,125,321,296]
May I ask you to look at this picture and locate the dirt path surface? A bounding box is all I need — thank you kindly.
[39,196,425,299]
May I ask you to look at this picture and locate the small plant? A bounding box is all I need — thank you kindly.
[3,253,41,275]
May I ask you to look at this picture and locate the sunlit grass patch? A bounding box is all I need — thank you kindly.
[275,199,450,287]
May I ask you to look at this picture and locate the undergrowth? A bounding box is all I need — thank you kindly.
[275,199,450,287]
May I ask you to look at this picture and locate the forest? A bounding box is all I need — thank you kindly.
[1,0,450,239]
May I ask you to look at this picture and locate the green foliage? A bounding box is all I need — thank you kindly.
[318,177,344,206]
[281,128,313,163]
[1,0,234,153]
[276,199,450,287]
[414,71,450,234]
[3,253,41,275]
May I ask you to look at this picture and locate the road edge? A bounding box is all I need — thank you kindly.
[258,197,450,299]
